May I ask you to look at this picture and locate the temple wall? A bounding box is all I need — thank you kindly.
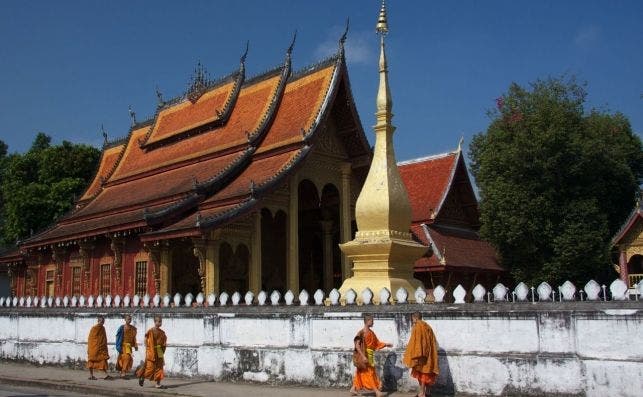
[0,303,641,396]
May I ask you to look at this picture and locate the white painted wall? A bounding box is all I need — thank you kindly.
[0,305,641,396]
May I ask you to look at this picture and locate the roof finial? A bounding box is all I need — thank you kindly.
[287,30,297,57]
[240,40,249,64]
[128,105,137,127]
[376,0,388,35]
[155,86,164,107]
[457,135,464,152]
[339,17,350,48]
[101,124,108,145]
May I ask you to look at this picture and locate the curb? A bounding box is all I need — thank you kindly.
[0,375,187,397]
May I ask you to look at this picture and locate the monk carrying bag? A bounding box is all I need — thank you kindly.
[352,350,368,370]
[352,331,368,370]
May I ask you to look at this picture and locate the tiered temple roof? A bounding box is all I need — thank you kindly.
[18,40,370,250]
[399,149,502,273]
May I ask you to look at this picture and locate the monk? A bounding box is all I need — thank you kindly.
[115,314,138,379]
[86,316,112,380]
[136,316,167,389]
[403,312,439,397]
[350,314,392,397]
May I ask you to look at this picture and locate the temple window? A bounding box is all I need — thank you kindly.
[71,267,82,296]
[45,269,55,297]
[100,264,111,295]
[135,261,147,296]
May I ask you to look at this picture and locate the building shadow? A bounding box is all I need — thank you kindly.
[433,348,455,396]
[381,352,405,392]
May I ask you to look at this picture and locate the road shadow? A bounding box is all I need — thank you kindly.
[382,352,405,393]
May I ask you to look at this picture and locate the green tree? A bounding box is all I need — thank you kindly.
[0,134,101,245]
[469,77,643,286]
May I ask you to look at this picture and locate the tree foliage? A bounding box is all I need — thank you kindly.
[0,133,101,246]
[469,77,643,286]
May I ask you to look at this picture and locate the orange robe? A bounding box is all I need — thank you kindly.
[352,329,387,391]
[86,324,109,370]
[136,327,167,382]
[403,320,439,386]
[116,324,138,372]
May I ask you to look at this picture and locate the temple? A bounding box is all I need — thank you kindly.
[0,21,501,300]
[612,201,643,293]
[400,148,503,291]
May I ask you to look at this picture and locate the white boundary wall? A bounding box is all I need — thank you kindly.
[0,304,642,396]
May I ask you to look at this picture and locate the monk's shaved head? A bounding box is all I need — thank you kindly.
[97,316,105,324]
[412,312,422,320]
[363,314,373,324]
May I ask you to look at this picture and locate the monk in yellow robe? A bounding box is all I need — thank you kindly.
[87,316,112,380]
[403,312,439,397]
[115,314,138,379]
[350,314,392,397]
[136,316,167,389]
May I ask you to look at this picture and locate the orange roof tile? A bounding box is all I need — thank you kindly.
[111,73,282,181]
[399,152,458,223]
[71,151,243,218]
[146,81,235,145]
[78,143,125,201]
[258,64,336,152]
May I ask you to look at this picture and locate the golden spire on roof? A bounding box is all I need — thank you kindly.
[376,0,388,35]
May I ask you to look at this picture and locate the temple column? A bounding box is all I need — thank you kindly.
[144,242,162,295]
[320,219,334,291]
[340,162,352,280]
[192,238,208,293]
[7,264,17,297]
[109,237,125,296]
[51,247,66,296]
[249,211,262,294]
[287,178,300,293]
[205,241,218,294]
[160,243,172,295]
[78,242,94,295]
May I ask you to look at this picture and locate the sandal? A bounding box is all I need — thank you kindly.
[138,377,144,387]
[88,376,97,380]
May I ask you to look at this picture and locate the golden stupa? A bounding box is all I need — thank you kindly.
[338,0,427,303]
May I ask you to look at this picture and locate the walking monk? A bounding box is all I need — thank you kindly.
[115,314,138,379]
[136,316,167,389]
[350,314,392,397]
[403,312,439,397]
[87,316,112,380]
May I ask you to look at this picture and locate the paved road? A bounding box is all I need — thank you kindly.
[0,384,87,397]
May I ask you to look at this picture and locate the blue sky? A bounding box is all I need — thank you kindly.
[0,0,641,162]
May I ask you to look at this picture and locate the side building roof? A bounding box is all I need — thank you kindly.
[399,148,502,273]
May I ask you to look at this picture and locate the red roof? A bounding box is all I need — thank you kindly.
[399,152,458,223]
[411,223,502,272]
[612,206,643,246]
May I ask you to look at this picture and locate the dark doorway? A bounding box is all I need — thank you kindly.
[219,242,249,294]
[261,208,287,293]
[171,241,201,296]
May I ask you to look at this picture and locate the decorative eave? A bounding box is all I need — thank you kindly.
[612,205,643,246]
[421,223,443,264]
[432,148,462,218]
[142,146,256,226]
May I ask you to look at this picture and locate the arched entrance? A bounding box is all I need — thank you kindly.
[171,241,201,296]
[261,208,287,293]
[297,180,342,293]
[219,242,249,294]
